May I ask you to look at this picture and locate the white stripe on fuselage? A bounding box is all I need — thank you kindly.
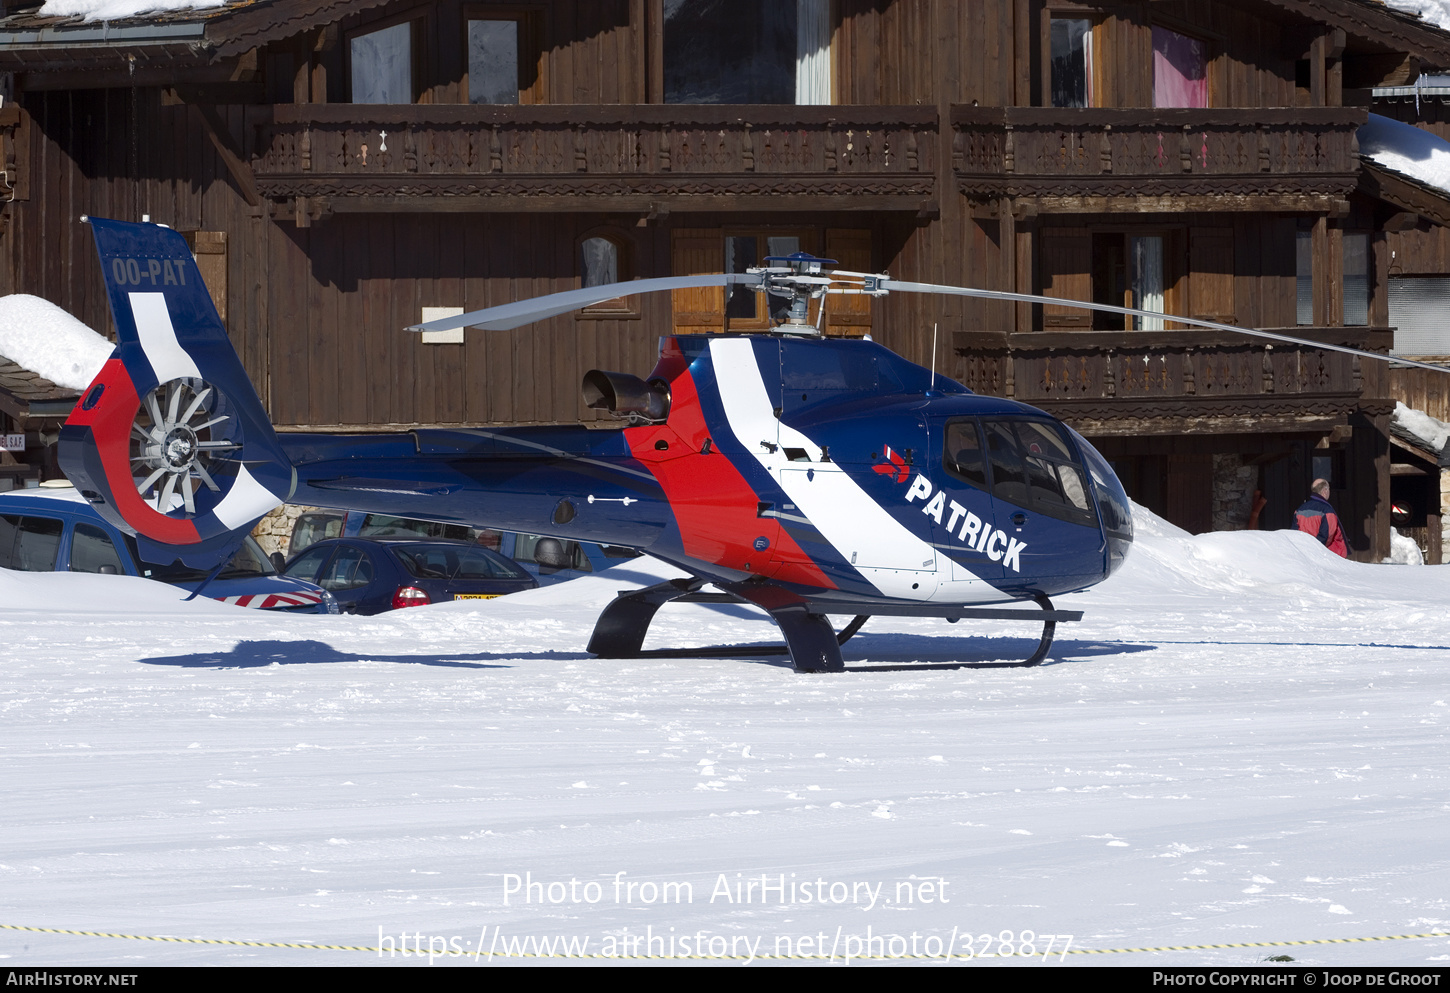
[129,292,202,382]
[710,339,991,601]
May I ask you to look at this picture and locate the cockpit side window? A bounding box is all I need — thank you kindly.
[983,420,1029,506]
[943,418,988,490]
[981,419,1098,527]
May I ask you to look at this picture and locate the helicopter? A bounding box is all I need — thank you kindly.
[56,217,1434,672]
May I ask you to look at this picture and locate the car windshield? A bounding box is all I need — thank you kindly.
[145,536,277,583]
[392,543,530,581]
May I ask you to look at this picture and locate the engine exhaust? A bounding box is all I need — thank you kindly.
[582,370,670,423]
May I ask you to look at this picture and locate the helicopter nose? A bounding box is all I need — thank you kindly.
[1067,429,1134,577]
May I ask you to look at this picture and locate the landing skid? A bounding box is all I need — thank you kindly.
[585,580,1082,673]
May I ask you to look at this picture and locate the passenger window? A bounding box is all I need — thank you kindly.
[943,419,988,490]
[284,544,335,583]
[320,546,374,591]
[0,514,63,571]
[288,513,344,556]
[70,523,125,575]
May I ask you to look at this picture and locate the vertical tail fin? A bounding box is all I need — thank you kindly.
[59,217,294,565]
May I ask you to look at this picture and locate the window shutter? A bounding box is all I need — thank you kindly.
[671,228,724,333]
[825,228,872,336]
[1040,229,1091,327]
[1189,227,1235,323]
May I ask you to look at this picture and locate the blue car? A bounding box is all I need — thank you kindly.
[281,537,538,615]
[0,483,337,613]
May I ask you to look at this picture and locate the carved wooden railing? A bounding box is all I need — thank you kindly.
[950,107,1365,199]
[252,104,938,205]
[954,328,1393,423]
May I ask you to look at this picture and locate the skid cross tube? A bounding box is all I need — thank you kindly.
[585,582,1081,672]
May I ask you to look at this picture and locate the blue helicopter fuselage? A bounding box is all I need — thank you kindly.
[278,333,1133,606]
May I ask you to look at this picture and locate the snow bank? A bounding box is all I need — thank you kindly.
[1358,113,1450,195]
[1392,400,1450,455]
[1387,528,1427,565]
[0,294,113,391]
[37,0,225,21]
[0,567,240,614]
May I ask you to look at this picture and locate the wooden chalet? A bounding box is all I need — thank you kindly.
[2,0,1450,559]
[0,353,75,488]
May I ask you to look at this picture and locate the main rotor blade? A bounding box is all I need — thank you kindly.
[405,274,761,333]
[884,280,1450,376]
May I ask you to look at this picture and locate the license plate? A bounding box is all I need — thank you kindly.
[453,594,500,601]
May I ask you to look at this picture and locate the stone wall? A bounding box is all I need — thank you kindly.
[249,504,318,560]
[1212,454,1258,531]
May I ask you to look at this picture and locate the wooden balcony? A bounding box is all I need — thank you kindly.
[951,107,1365,212]
[251,104,939,215]
[953,327,1393,435]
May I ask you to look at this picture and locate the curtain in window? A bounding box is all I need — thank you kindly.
[796,0,832,104]
[1050,19,1093,109]
[1131,236,1164,330]
[351,22,412,104]
[581,238,619,288]
[1152,27,1207,109]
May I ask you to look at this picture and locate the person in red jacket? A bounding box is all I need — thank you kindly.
[1294,478,1348,557]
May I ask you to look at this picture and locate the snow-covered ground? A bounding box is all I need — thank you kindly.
[2,508,1449,967]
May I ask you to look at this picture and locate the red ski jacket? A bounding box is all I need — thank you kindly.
[1294,494,1348,558]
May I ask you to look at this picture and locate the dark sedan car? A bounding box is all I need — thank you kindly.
[281,538,538,615]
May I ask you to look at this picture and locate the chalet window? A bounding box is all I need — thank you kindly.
[1153,26,1208,108]
[1050,18,1093,108]
[579,231,638,318]
[670,227,868,335]
[726,232,806,325]
[663,0,831,105]
[582,237,619,287]
[351,21,413,104]
[1296,230,1314,325]
[464,11,542,104]
[1131,236,1165,330]
[1091,233,1129,329]
[1043,230,1172,330]
[468,19,519,104]
[1344,232,1370,326]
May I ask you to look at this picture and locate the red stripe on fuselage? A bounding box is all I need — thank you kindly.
[624,368,833,589]
[66,358,201,545]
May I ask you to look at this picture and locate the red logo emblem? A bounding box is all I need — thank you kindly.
[873,446,909,484]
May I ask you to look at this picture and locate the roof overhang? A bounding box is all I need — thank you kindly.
[0,0,396,75]
[1258,0,1450,67]
[1358,159,1450,227]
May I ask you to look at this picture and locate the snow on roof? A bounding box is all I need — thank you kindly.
[1385,0,1450,33]
[1392,400,1450,454]
[37,0,225,20]
[0,294,113,392]
[1357,112,1450,196]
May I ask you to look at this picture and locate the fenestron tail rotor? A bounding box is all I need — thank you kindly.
[128,378,239,515]
[59,217,297,567]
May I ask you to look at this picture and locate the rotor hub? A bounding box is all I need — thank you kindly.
[162,426,198,469]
